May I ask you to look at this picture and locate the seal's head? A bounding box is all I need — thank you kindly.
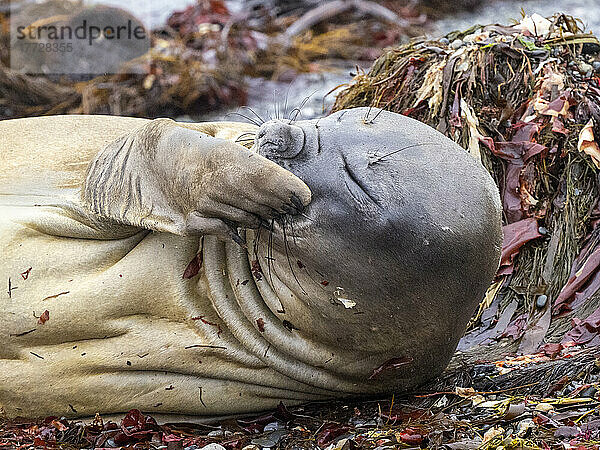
[253,107,502,389]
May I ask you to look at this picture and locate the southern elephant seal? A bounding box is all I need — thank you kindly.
[0,108,502,420]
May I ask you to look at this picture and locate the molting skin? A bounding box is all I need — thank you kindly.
[0,109,502,420]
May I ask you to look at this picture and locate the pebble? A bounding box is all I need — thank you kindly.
[579,62,594,76]
[580,386,598,398]
[200,444,226,450]
[450,39,463,50]
[349,417,377,427]
[251,430,288,448]
[207,430,224,438]
[564,381,579,395]
[263,422,282,432]
[517,418,534,437]
[439,37,450,45]
[594,61,600,71]
[535,402,553,412]
[536,294,548,309]
[538,226,548,235]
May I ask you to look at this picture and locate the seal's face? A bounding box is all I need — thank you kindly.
[253,107,502,364]
[253,108,430,291]
[255,108,389,236]
[254,109,392,302]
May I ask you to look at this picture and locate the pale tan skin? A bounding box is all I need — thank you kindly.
[0,115,323,420]
[0,115,309,238]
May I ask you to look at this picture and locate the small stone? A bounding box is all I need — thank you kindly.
[536,295,548,309]
[580,386,598,398]
[450,39,463,50]
[535,402,553,412]
[482,427,504,444]
[185,446,200,450]
[439,37,450,45]
[564,381,579,395]
[593,61,600,71]
[251,430,287,448]
[200,444,226,450]
[241,446,259,450]
[331,438,351,450]
[207,430,224,438]
[579,62,593,75]
[349,417,377,427]
[263,421,281,432]
[538,226,548,235]
[517,418,534,437]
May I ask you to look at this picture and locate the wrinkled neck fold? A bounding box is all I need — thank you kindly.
[200,233,388,394]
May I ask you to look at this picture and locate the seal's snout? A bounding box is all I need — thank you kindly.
[256,120,304,160]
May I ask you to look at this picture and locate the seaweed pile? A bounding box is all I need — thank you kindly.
[0,0,426,120]
[334,13,600,365]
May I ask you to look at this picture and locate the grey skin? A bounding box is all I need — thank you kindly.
[250,107,502,389]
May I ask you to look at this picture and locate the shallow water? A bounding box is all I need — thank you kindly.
[86,0,600,121]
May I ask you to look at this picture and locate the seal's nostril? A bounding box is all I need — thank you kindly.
[257,123,305,160]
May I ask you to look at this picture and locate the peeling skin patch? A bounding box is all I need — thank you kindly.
[191,316,223,337]
[251,259,263,280]
[334,287,356,308]
[182,252,203,279]
[339,298,356,309]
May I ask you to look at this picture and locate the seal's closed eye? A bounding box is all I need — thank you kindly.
[256,121,305,159]
[342,156,380,206]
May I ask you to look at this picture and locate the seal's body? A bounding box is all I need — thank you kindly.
[0,110,502,420]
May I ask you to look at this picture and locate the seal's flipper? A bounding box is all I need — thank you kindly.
[82,119,311,239]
